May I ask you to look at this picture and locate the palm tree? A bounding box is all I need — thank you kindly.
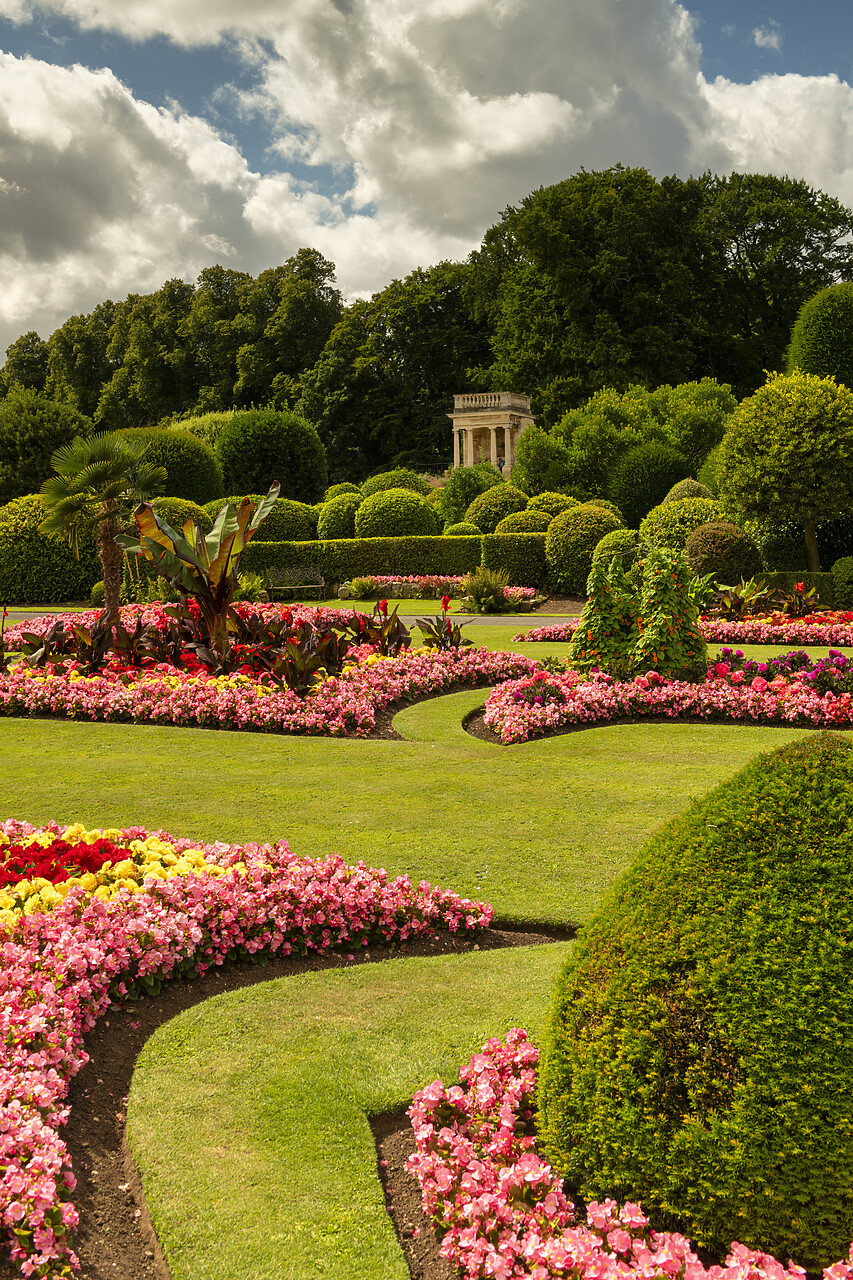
[40,433,167,616]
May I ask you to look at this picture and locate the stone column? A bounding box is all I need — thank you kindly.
[490,427,498,469]
[453,429,460,469]
[464,429,474,466]
[503,425,512,475]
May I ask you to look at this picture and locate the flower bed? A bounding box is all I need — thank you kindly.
[0,818,493,1278]
[483,656,853,743]
[0,626,538,738]
[513,615,853,646]
[406,1029,852,1280]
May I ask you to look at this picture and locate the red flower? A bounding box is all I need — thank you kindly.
[795,581,806,593]
[441,595,451,611]
[377,599,388,616]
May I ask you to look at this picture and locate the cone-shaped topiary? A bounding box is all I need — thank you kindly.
[630,544,707,679]
[567,555,638,677]
[684,520,762,583]
[539,732,853,1269]
[464,484,528,534]
[494,508,551,534]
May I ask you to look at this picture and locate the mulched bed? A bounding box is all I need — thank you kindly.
[0,926,566,1280]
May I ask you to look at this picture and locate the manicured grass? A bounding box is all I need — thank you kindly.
[0,715,810,927]
[128,944,570,1280]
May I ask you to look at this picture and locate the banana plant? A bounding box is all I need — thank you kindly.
[116,483,281,660]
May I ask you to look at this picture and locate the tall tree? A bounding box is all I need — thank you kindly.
[0,387,93,505]
[1,331,49,395]
[45,301,119,419]
[179,266,251,412]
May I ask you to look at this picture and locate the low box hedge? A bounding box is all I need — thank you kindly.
[481,533,547,587]
[242,535,482,582]
[762,570,834,606]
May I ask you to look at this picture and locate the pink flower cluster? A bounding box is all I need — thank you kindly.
[371,575,466,594]
[0,647,538,738]
[0,816,493,1279]
[406,1029,852,1280]
[513,617,853,647]
[484,665,853,743]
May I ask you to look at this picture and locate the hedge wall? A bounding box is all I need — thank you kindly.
[762,570,834,606]
[481,533,547,587]
[241,535,482,582]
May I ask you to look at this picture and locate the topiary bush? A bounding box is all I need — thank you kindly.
[361,468,431,498]
[481,533,547,588]
[607,440,691,528]
[545,503,624,595]
[539,732,853,1270]
[527,491,580,519]
[150,497,213,536]
[354,488,440,538]
[165,411,235,450]
[215,409,327,502]
[437,462,504,527]
[832,556,853,609]
[661,477,714,504]
[443,521,481,537]
[639,496,724,553]
[317,492,362,539]
[584,497,623,521]
[203,495,318,541]
[592,527,645,567]
[323,482,362,501]
[0,494,100,605]
[684,520,762,584]
[630,546,707,680]
[787,280,853,388]
[494,508,551,534]
[464,484,528,534]
[116,428,224,504]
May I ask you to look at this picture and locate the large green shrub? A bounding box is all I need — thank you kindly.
[787,281,853,388]
[241,535,481,581]
[166,411,235,450]
[510,425,573,494]
[354,488,439,538]
[360,468,431,498]
[464,484,528,534]
[607,440,691,528]
[539,733,853,1269]
[203,496,317,541]
[0,387,93,505]
[684,520,762,583]
[481,533,547,588]
[0,493,100,604]
[116,428,223,504]
[215,409,327,502]
[443,521,481,537]
[630,546,707,679]
[317,493,362,539]
[527,492,579,519]
[545,503,623,595]
[323,482,362,501]
[567,555,638,677]
[494,508,551,534]
[661,477,714,505]
[832,557,853,609]
[639,496,724,553]
[436,462,504,526]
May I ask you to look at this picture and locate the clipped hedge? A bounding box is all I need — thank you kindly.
[481,533,547,588]
[832,557,853,609]
[607,440,690,528]
[0,494,100,605]
[355,488,439,538]
[539,734,853,1269]
[465,484,528,534]
[762,570,834,606]
[546,504,623,595]
[323,482,362,501]
[151,497,213,535]
[116,428,224,504]
[639,496,724,553]
[661,477,714,505]
[203,496,318,542]
[215,409,328,502]
[241,536,482,582]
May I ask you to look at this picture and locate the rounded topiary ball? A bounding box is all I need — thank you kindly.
[151,496,213,535]
[354,488,440,538]
[539,733,853,1270]
[443,521,481,537]
[661,477,714,505]
[607,440,691,528]
[787,281,853,388]
[323,482,362,501]
[639,496,724,553]
[317,492,362,539]
[361,468,431,498]
[545,503,623,595]
[684,520,762,583]
[465,484,528,534]
[592,527,645,568]
[116,428,224,505]
[215,409,328,502]
[495,508,552,534]
[527,492,580,519]
[203,495,318,541]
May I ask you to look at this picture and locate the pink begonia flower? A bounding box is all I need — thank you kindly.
[713,662,730,677]
[751,676,769,693]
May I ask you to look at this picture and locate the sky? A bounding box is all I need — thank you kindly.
[0,0,852,355]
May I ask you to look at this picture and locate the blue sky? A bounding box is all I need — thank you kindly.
[0,0,851,353]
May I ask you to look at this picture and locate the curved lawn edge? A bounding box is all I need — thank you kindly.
[126,944,571,1280]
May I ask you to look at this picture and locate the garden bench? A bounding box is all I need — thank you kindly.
[264,566,327,599]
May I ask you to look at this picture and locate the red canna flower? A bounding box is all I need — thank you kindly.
[441,594,450,611]
[378,599,388,616]
[795,582,806,593]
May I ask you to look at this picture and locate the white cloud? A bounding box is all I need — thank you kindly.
[753,22,783,53]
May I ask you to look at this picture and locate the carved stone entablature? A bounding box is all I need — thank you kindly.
[447,392,534,478]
